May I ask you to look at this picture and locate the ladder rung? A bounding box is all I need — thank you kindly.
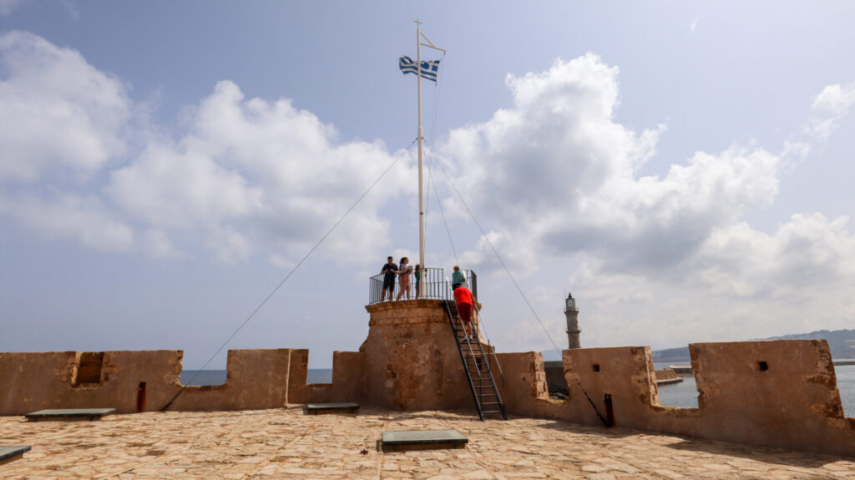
[448,303,505,422]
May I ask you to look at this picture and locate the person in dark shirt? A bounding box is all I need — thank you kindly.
[380,256,398,301]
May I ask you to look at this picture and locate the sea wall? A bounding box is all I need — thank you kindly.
[653,368,678,382]
[2,338,854,456]
[652,367,682,385]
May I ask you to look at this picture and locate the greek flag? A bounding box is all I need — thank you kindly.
[399,56,440,82]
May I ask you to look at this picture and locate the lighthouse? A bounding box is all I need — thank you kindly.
[565,293,580,349]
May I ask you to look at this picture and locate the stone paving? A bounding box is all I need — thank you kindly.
[1,407,854,479]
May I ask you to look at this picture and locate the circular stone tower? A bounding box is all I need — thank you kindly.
[360,299,487,411]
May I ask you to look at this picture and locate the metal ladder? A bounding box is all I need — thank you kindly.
[443,300,507,420]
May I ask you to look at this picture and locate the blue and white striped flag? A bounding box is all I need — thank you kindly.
[399,56,440,82]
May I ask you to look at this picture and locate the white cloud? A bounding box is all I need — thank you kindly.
[143,229,182,259]
[0,192,133,252]
[696,213,855,298]
[3,31,855,353]
[806,83,855,141]
[0,0,24,16]
[0,32,418,265]
[690,17,700,33]
[60,0,80,21]
[568,210,855,348]
[269,253,296,270]
[438,54,855,349]
[109,139,265,230]
[0,31,131,182]
[109,80,417,264]
[444,54,780,276]
[206,227,253,264]
[812,83,855,115]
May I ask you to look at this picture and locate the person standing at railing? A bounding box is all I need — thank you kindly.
[453,284,477,342]
[380,256,398,301]
[414,264,422,299]
[452,265,466,290]
[396,257,413,301]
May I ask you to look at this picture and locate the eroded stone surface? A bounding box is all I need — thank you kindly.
[1,407,854,479]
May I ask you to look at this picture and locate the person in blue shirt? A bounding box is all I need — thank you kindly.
[452,265,466,290]
[380,256,398,301]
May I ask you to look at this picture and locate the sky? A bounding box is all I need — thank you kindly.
[1,1,855,369]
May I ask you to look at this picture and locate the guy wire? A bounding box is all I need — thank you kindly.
[161,139,418,411]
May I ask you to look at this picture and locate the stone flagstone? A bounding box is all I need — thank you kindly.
[0,407,854,478]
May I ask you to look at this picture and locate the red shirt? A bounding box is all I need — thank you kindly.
[453,287,474,306]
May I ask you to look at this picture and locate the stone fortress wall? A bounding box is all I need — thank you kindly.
[2,300,854,457]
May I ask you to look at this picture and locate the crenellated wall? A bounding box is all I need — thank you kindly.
[2,304,854,456]
[0,350,183,415]
[491,340,855,457]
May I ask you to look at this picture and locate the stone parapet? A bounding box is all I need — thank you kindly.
[491,340,855,457]
[365,299,450,326]
[2,325,855,456]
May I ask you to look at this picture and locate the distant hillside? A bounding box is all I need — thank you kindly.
[651,329,855,363]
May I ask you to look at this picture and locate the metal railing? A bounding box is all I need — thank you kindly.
[368,267,477,305]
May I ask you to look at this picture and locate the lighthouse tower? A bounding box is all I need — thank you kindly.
[565,293,581,349]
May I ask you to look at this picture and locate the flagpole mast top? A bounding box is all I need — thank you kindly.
[416,20,426,296]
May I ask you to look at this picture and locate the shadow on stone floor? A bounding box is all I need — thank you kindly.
[664,437,850,468]
[533,419,637,440]
[370,409,482,422]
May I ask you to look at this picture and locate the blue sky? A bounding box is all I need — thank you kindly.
[1,1,855,369]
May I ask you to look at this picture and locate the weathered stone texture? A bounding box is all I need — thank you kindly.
[0,350,183,415]
[2,407,855,479]
[492,340,855,457]
[361,300,479,412]
[2,302,855,457]
[0,349,295,414]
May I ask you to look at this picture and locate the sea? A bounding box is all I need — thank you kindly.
[180,369,333,386]
[182,365,855,417]
[653,362,855,416]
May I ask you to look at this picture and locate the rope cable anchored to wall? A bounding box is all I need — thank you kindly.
[160,138,418,412]
[424,145,611,428]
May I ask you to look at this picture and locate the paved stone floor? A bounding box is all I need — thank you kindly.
[1,407,854,479]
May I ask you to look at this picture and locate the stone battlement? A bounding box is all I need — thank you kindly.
[2,301,854,457]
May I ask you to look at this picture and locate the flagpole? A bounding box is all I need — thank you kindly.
[416,19,426,298]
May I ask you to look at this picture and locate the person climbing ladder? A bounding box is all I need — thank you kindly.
[453,284,476,342]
